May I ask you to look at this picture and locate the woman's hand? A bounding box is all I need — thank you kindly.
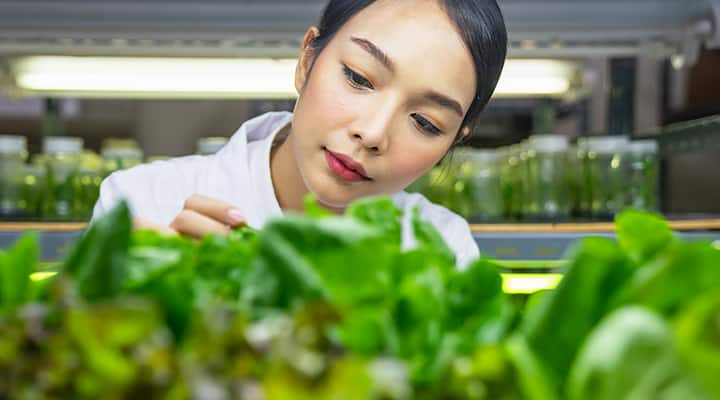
[134,194,247,239]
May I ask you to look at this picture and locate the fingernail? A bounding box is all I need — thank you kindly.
[227,208,246,225]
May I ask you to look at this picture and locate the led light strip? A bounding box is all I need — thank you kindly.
[501,273,563,294]
[30,270,563,294]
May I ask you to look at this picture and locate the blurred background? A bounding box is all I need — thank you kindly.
[0,0,719,224]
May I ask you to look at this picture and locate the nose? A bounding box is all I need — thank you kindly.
[349,105,393,155]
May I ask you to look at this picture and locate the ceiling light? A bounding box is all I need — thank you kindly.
[12,56,298,98]
[9,56,576,99]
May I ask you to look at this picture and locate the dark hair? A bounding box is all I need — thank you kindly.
[308,0,507,140]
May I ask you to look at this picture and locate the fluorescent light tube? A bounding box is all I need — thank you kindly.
[13,56,298,98]
[495,59,575,96]
[11,56,575,99]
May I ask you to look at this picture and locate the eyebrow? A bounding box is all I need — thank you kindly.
[423,91,464,118]
[351,36,394,72]
[350,36,465,118]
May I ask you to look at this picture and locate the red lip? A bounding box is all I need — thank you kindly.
[330,151,369,177]
[324,149,371,182]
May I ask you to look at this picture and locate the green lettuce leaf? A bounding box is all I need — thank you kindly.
[568,306,712,400]
[0,233,38,312]
[615,209,676,266]
[64,202,132,300]
[520,237,632,391]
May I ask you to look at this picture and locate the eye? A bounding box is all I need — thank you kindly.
[411,113,442,136]
[342,65,374,90]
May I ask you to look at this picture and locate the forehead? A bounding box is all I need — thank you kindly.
[329,0,477,109]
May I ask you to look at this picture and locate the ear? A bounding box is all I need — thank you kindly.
[295,26,321,93]
[457,126,471,144]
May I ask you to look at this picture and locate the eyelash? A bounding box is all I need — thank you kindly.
[342,64,442,136]
[342,65,374,90]
[411,113,442,136]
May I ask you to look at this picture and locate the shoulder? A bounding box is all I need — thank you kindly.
[93,155,212,225]
[103,155,211,190]
[392,191,480,268]
[92,112,291,225]
[235,111,293,143]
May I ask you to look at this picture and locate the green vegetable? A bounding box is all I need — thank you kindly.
[567,306,711,400]
[507,207,720,399]
[519,237,632,391]
[0,196,718,398]
[610,242,720,315]
[505,334,556,400]
[674,291,720,398]
[615,208,676,265]
[0,232,38,312]
[63,201,132,300]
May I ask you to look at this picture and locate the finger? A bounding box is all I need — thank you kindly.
[133,217,178,235]
[183,194,246,228]
[170,209,231,239]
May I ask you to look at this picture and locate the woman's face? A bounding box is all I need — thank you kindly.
[290,0,476,210]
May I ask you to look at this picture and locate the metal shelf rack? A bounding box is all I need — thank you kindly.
[3,219,719,263]
[636,114,720,155]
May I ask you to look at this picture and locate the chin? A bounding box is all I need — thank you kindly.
[305,171,375,210]
[310,180,358,209]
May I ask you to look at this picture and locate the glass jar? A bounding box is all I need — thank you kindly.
[567,144,581,219]
[146,156,170,163]
[626,139,659,211]
[468,149,502,221]
[585,136,629,219]
[499,144,524,220]
[525,135,570,220]
[498,147,511,220]
[22,161,46,221]
[0,135,29,220]
[76,167,103,220]
[449,149,477,217]
[518,141,533,219]
[43,136,83,221]
[574,139,594,219]
[102,147,143,176]
[196,137,229,155]
[75,151,105,220]
[101,138,143,176]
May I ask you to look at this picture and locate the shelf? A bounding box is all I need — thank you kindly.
[0,230,82,262]
[3,220,718,294]
[470,218,720,233]
[636,114,720,155]
[3,219,720,264]
[473,231,720,263]
[0,222,87,231]
[469,218,720,265]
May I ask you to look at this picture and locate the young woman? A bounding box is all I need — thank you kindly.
[93,0,507,268]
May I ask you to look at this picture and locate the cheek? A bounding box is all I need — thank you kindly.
[386,144,447,185]
[297,64,354,133]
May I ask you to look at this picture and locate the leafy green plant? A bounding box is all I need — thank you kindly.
[508,208,720,399]
[0,201,718,399]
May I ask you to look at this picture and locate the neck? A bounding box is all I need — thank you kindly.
[269,124,310,213]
